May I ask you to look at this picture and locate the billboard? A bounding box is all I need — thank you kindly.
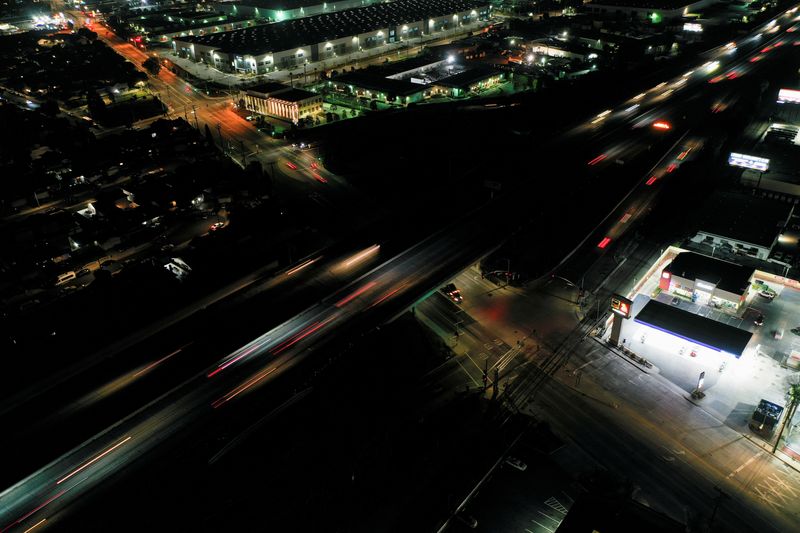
[683,23,703,32]
[610,294,633,319]
[778,88,800,104]
[728,152,769,172]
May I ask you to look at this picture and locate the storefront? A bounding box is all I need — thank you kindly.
[658,252,754,312]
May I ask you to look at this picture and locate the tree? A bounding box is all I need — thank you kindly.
[143,57,161,76]
[369,99,378,111]
[86,89,107,121]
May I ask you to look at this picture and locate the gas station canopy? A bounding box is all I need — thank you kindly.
[634,300,753,358]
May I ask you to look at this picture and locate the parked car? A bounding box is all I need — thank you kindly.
[759,290,776,300]
[76,268,92,278]
[209,221,225,232]
[755,314,765,327]
[671,296,680,306]
[505,456,527,471]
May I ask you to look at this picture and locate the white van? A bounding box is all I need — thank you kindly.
[55,271,76,285]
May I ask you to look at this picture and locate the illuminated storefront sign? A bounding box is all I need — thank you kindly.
[778,88,800,104]
[610,294,633,319]
[695,281,715,291]
[683,23,703,32]
[728,152,769,172]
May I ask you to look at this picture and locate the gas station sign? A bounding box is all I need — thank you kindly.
[610,294,633,319]
[728,153,769,172]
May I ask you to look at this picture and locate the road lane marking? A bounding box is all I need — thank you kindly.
[455,358,480,387]
[727,450,764,479]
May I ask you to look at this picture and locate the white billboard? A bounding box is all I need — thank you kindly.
[683,23,703,32]
[778,88,800,104]
[728,153,769,172]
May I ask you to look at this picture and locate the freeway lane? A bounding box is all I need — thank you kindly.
[0,195,516,532]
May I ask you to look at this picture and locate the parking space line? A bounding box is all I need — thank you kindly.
[529,518,556,532]
[537,510,561,523]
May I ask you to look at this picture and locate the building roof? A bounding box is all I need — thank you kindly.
[635,300,752,357]
[332,71,426,96]
[434,65,499,88]
[230,0,341,9]
[246,81,292,95]
[591,0,694,10]
[378,55,444,76]
[664,252,754,295]
[693,190,791,248]
[177,0,485,56]
[132,11,253,34]
[271,87,319,102]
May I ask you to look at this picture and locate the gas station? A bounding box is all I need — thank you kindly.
[604,246,800,446]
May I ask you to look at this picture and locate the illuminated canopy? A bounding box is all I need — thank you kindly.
[635,300,752,357]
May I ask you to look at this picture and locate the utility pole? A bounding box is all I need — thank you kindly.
[216,122,223,151]
[772,383,800,454]
[192,104,199,129]
[240,140,247,165]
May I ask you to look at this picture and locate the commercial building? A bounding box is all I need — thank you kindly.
[431,65,503,97]
[658,252,755,311]
[216,0,382,22]
[687,191,794,261]
[585,0,715,21]
[329,71,427,104]
[173,0,490,74]
[241,82,322,122]
[328,56,502,103]
[126,11,260,45]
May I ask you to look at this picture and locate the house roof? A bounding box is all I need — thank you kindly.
[635,300,752,357]
[663,252,754,295]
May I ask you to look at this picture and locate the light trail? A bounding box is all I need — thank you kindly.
[335,281,377,308]
[1,493,63,533]
[211,367,277,409]
[56,436,132,486]
[133,343,191,378]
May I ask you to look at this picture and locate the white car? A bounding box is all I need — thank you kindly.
[505,456,527,471]
[759,290,776,300]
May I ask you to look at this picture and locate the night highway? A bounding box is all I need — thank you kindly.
[5,2,800,531]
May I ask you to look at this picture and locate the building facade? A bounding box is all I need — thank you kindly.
[241,83,322,123]
[173,0,490,74]
[658,252,754,311]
